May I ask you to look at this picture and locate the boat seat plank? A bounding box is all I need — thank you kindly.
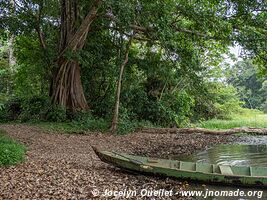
[212,164,220,174]
[219,165,233,175]
[250,167,267,177]
[180,161,196,171]
[196,163,213,173]
[231,166,250,176]
[170,161,180,169]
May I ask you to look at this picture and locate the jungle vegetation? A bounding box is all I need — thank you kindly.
[0,0,266,133]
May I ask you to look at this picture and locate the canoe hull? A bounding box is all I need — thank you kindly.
[93,147,267,188]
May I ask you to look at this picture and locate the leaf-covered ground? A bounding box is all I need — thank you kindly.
[0,124,234,199]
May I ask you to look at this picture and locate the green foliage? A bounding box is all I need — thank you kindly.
[160,91,194,127]
[13,36,53,97]
[0,37,11,95]
[120,88,194,127]
[45,104,67,122]
[225,60,267,111]
[71,111,109,132]
[199,109,267,130]
[263,102,267,113]
[212,84,243,119]
[0,0,266,132]
[0,130,26,166]
[19,96,66,122]
[37,119,151,135]
[0,94,8,111]
[192,82,243,121]
[117,120,156,135]
[0,96,66,123]
[18,96,50,122]
[0,97,21,122]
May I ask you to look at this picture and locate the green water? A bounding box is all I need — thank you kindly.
[179,136,267,167]
[180,136,267,199]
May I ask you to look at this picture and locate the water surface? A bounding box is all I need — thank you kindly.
[182,135,267,199]
[179,135,267,167]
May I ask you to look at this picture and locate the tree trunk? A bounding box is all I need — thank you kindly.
[8,0,16,70]
[110,37,133,133]
[51,58,88,111]
[141,127,267,135]
[8,35,16,71]
[6,0,16,94]
[50,0,101,111]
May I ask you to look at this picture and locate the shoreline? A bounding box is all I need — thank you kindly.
[0,124,237,199]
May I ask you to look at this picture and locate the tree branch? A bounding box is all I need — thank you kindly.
[35,2,47,50]
[174,27,209,38]
[110,35,134,133]
[107,26,152,42]
[60,0,102,55]
[104,13,214,40]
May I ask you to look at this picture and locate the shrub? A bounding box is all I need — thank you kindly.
[0,130,26,166]
[0,97,22,122]
[137,91,194,127]
[72,111,109,132]
[117,119,138,135]
[45,104,67,122]
[0,95,67,123]
[18,95,50,122]
[117,119,156,135]
[192,82,243,121]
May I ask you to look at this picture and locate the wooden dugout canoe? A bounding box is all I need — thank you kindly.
[93,147,267,187]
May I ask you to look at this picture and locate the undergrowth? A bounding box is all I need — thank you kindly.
[0,130,26,166]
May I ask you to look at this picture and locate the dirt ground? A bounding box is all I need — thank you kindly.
[0,124,234,200]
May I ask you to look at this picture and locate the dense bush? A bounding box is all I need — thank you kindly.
[137,95,193,127]
[159,91,194,127]
[0,82,245,132]
[120,87,194,127]
[0,96,66,123]
[192,82,243,121]
[0,130,26,166]
[211,84,243,119]
[0,97,22,122]
[0,0,267,135]
[117,119,156,135]
[71,111,109,132]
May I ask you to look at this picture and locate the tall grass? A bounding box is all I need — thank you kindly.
[198,109,267,130]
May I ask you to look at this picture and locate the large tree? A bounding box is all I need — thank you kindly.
[50,0,101,111]
[0,0,266,115]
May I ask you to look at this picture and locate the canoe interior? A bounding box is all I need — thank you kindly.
[102,151,267,178]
